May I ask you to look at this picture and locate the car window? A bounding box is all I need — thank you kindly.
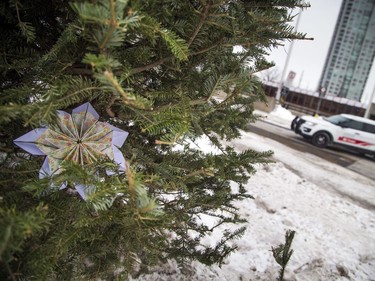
[340,119,363,130]
[363,123,375,134]
[324,115,349,125]
[324,115,374,133]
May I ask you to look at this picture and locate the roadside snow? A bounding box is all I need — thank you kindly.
[255,105,296,129]
[131,107,375,281]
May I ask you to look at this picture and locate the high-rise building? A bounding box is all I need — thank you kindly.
[319,0,375,101]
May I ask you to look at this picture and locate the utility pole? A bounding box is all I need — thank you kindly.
[316,87,326,115]
[275,8,303,104]
[298,70,304,88]
[364,83,375,119]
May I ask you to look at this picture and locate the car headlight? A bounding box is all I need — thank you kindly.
[305,121,316,126]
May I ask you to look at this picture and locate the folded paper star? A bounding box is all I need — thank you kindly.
[14,102,128,199]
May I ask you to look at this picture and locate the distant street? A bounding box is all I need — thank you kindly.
[245,120,375,181]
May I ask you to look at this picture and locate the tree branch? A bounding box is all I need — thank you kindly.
[131,2,212,74]
[105,94,118,117]
[131,58,165,74]
[99,0,118,52]
[187,2,212,47]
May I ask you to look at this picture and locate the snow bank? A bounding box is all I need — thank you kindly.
[255,105,296,129]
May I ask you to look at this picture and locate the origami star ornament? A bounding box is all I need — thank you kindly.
[14,102,129,199]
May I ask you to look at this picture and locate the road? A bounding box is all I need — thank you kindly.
[245,120,375,181]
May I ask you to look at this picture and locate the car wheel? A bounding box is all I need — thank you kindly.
[312,131,330,148]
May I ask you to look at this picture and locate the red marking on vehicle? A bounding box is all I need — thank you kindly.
[338,137,373,146]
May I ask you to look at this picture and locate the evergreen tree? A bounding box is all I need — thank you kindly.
[0,0,308,279]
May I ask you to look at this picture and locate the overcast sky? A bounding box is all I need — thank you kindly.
[264,0,375,104]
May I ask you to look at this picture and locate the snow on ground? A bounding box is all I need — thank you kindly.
[131,106,375,281]
[254,104,296,129]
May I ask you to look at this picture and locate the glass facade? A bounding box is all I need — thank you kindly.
[319,0,375,101]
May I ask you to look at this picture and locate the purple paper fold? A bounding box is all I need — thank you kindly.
[14,128,47,155]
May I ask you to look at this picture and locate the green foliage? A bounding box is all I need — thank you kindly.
[159,28,189,61]
[0,0,309,279]
[18,21,36,43]
[272,230,296,281]
[70,0,143,51]
[0,204,50,263]
[83,53,122,71]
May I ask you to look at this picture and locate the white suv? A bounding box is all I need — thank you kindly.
[292,114,375,157]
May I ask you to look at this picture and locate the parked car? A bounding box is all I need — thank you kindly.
[291,114,375,158]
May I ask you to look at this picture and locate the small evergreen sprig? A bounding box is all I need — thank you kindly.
[272,230,296,281]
